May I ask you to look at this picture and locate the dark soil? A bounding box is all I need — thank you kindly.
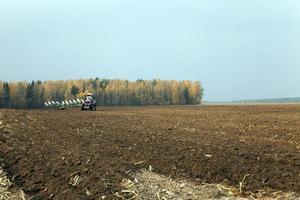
[0,105,299,199]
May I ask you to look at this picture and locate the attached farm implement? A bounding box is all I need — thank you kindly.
[44,98,82,110]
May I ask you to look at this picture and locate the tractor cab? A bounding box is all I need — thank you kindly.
[81,94,97,111]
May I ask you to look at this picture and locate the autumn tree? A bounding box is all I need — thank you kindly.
[33,81,45,108]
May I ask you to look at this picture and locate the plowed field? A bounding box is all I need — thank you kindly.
[0,105,299,199]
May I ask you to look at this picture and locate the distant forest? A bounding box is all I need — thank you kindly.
[0,78,204,108]
[231,97,300,104]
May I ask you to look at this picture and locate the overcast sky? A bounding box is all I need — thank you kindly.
[0,0,299,101]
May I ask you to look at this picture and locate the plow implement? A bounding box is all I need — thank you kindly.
[44,98,83,110]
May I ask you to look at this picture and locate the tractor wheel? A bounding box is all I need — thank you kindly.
[81,105,85,111]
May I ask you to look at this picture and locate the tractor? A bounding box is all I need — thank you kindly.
[81,94,97,111]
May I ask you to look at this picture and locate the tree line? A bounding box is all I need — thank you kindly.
[0,78,204,108]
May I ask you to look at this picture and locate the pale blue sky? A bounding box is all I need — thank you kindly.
[0,0,299,101]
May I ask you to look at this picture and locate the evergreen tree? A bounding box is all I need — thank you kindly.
[0,84,2,107]
[39,87,45,107]
[25,81,34,108]
[183,88,191,104]
[71,85,79,97]
[2,82,10,107]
